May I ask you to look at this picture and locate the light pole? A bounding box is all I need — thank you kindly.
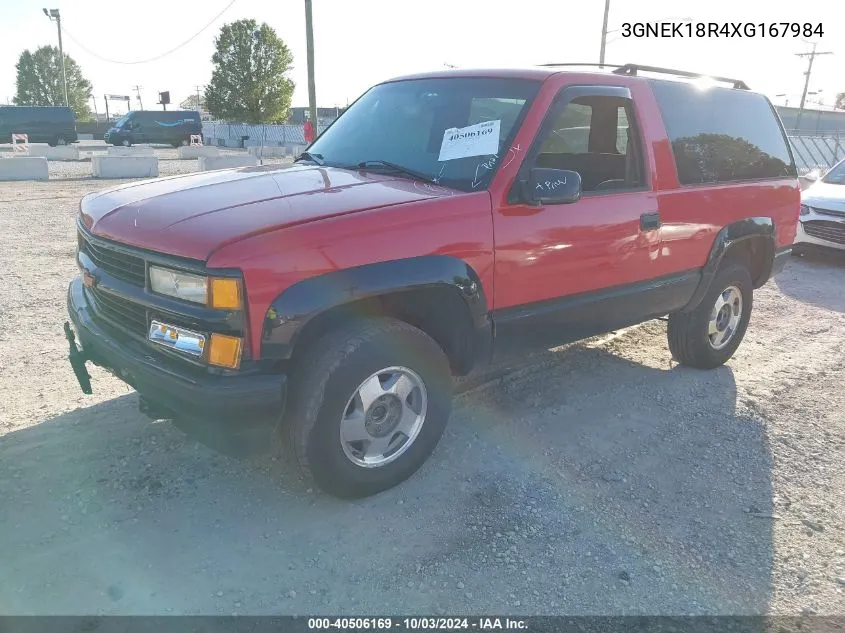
[599,0,611,67]
[304,0,317,135]
[42,8,69,107]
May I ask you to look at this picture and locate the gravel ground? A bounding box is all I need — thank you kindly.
[1,176,844,616]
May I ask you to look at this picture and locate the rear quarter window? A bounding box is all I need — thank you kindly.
[650,80,796,185]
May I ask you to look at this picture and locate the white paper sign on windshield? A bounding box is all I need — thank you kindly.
[438,120,501,161]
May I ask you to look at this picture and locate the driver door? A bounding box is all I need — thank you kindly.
[492,85,663,356]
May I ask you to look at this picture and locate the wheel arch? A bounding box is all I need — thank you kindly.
[260,255,492,376]
[682,217,775,313]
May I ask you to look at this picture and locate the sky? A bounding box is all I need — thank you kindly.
[0,0,841,116]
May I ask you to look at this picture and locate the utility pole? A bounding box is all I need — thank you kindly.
[305,0,317,133]
[193,85,204,112]
[43,8,69,107]
[795,43,833,129]
[133,85,143,110]
[599,0,611,67]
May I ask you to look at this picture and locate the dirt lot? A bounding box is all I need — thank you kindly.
[1,176,844,616]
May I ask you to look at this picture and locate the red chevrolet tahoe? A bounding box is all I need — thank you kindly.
[65,64,799,498]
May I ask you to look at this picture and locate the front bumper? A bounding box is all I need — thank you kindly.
[66,277,286,453]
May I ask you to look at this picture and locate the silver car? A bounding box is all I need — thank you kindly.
[796,158,845,253]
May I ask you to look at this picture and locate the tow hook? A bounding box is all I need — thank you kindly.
[64,321,93,395]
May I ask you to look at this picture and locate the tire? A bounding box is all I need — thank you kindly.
[284,318,452,498]
[56,136,67,146]
[121,139,131,147]
[667,262,753,369]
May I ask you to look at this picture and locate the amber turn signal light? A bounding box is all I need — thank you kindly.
[209,277,242,310]
[208,333,243,369]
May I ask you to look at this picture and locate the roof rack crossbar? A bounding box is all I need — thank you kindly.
[611,64,750,90]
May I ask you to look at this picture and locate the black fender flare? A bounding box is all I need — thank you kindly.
[682,217,775,313]
[259,255,492,367]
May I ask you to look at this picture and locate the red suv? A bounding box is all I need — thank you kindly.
[65,64,799,498]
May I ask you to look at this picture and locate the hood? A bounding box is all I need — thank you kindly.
[803,181,845,213]
[81,164,460,260]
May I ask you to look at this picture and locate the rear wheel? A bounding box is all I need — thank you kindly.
[284,318,452,498]
[667,262,753,369]
[121,139,131,147]
[56,136,67,146]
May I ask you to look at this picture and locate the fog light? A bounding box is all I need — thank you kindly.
[208,333,242,369]
[148,320,206,356]
[210,277,242,310]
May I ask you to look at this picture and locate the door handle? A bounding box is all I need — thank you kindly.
[640,211,661,231]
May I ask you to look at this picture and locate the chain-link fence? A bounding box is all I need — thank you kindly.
[786,131,844,175]
[201,121,331,149]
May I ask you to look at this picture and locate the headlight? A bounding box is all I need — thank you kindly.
[799,204,812,216]
[149,266,244,309]
[149,266,208,304]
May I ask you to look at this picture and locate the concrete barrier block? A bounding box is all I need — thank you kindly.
[248,145,287,157]
[0,156,49,181]
[107,145,155,157]
[177,145,219,159]
[92,156,159,179]
[28,145,80,160]
[198,155,259,171]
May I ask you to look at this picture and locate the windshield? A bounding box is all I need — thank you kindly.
[821,159,845,185]
[306,77,540,191]
[113,113,132,129]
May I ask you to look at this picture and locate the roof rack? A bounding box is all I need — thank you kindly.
[539,63,628,70]
[611,64,750,90]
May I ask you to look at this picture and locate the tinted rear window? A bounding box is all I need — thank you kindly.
[650,80,796,184]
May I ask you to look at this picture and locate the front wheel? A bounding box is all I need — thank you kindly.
[667,262,753,369]
[284,318,452,498]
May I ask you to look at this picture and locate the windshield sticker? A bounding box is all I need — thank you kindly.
[438,120,501,162]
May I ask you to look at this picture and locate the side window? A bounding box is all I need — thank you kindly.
[650,80,796,184]
[534,96,644,193]
[616,107,629,154]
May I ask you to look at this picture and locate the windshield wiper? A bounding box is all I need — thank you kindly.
[294,151,325,165]
[355,160,438,185]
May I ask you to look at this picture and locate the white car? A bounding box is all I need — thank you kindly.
[795,158,845,254]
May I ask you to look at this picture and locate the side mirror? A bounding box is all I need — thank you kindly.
[524,168,582,205]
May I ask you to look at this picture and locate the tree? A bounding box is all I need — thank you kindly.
[835,92,845,110]
[205,19,295,124]
[14,46,93,120]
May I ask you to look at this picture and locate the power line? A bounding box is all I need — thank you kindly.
[59,0,236,66]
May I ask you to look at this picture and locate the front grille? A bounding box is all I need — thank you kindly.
[78,230,146,286]
[815,207,845,219]
[802,220,845,245]
[89,286,148,337]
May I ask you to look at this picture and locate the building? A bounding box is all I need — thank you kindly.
[287,106,346,125]
[776,105,845,134]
